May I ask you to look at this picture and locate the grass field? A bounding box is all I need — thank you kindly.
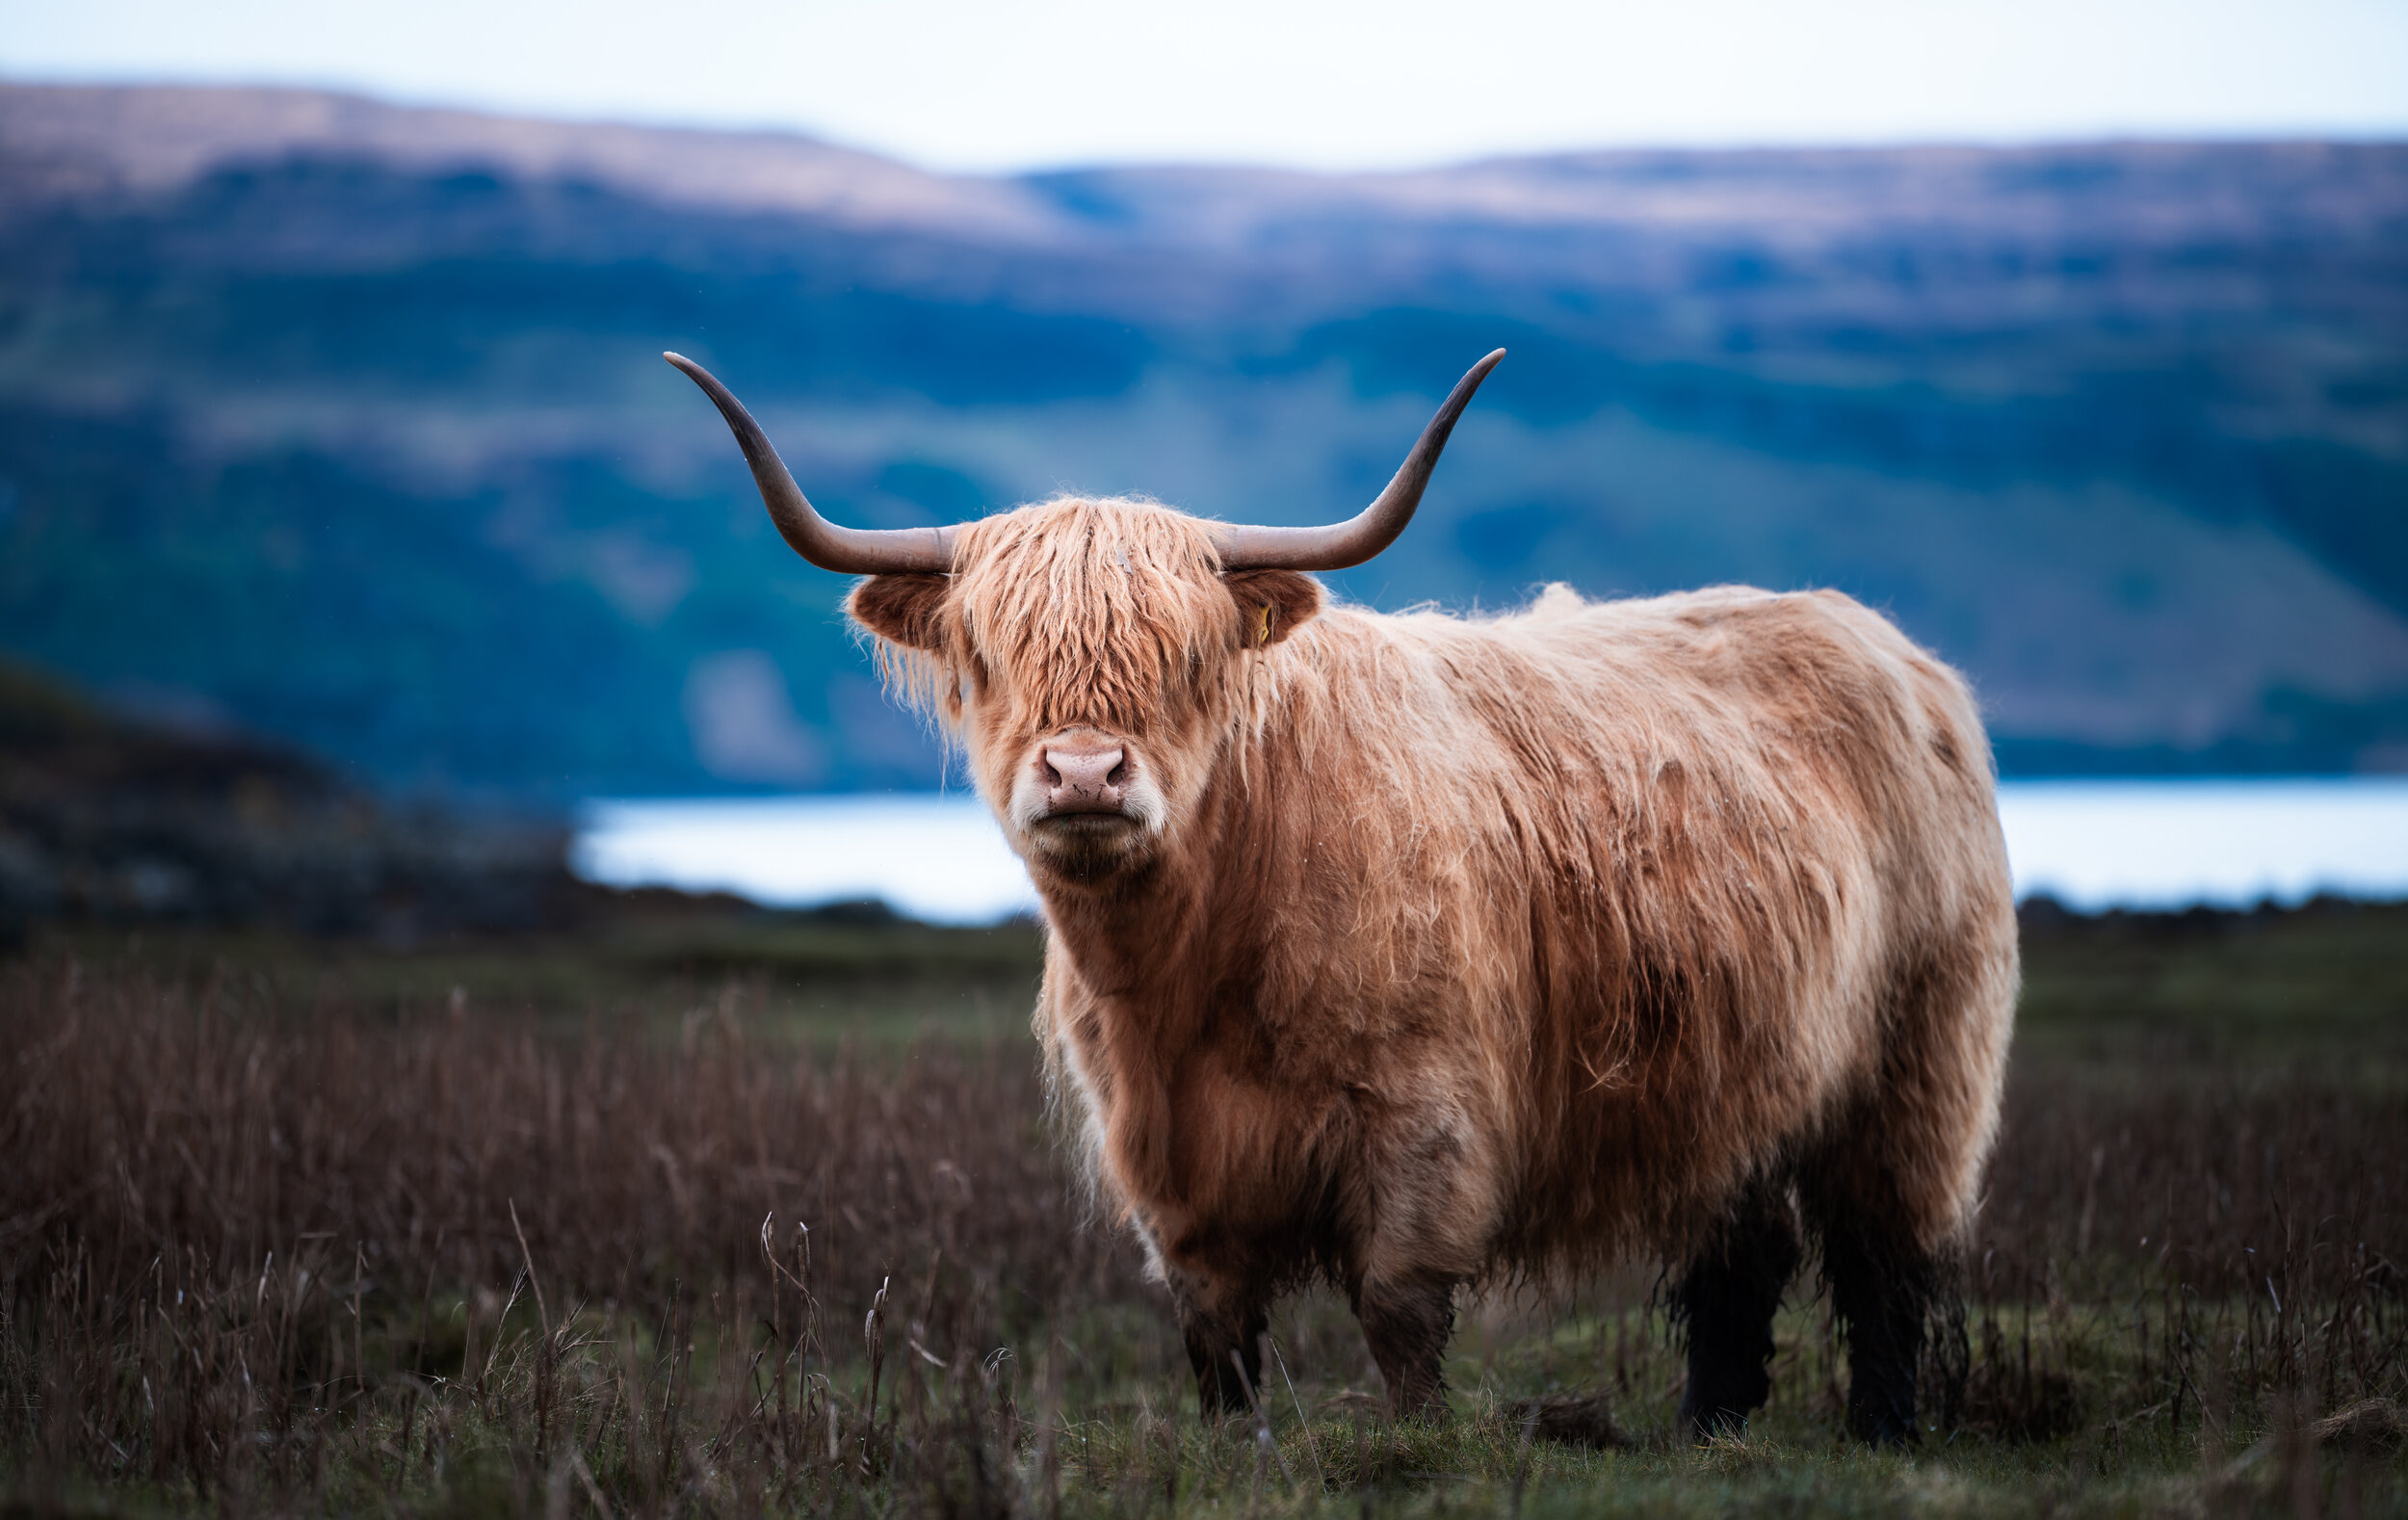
[5,896,2408,1517]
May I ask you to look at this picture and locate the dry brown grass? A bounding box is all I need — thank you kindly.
[0,953,1139,1513]
[3,912,2407,1515]
[1963,1069,2408,1438]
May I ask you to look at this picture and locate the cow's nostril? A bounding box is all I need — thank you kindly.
[1041,743,1127,814]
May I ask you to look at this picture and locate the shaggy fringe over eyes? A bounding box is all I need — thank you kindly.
[874,497,1242,737]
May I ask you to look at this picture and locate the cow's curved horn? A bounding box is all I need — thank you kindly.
[665,353,956,574]
[1214,349,1505,572]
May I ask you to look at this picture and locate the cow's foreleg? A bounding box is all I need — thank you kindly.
[1672,1175,1803,1441]
[1167,1267,1269,1419]
[1353,1272,1457,1420]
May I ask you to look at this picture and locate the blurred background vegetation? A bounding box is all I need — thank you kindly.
[3,84,2403,803]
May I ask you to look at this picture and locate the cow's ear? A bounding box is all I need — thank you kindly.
[848,573,950,650]
[1222,569,1323,647]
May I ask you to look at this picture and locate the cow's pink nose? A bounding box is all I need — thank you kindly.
[1043,743,1127,814]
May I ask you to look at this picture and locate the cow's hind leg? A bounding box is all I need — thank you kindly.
[1167,1266,1270,1418]
[1807,923,2012,1446]
[1353,1271,1458,1421]
[1802,1099,1966,1447]
[1818,1209,1941,1446]
[1673,1174,1802,1441]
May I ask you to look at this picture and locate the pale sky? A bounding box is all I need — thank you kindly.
[5,0,2405,171]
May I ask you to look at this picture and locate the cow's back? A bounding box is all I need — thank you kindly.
[1272,583,2016,1271]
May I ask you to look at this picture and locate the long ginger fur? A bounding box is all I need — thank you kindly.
[851,493,2017,1339]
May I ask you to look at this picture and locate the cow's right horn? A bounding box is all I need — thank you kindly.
[666,353,956,574]
[1214,349,1505,572]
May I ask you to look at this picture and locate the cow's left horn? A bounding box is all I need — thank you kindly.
[1214,349,1505,572]
[666,353,956,574]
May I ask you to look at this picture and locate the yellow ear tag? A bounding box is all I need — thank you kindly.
[1255,604,1273,645]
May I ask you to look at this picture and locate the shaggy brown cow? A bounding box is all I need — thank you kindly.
[667,350,2017,1445]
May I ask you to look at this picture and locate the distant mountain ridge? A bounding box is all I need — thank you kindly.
[1,82,2403,797]
[13,83,2395,250]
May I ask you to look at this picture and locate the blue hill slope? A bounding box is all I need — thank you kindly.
[2,84,2403,797]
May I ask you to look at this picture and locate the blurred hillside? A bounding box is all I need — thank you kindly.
[2,82,2404,798]
[0,658,571,941]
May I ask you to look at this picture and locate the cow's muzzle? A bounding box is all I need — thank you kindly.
[1039,738,1128,817]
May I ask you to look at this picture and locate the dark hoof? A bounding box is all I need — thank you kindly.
[1682,1405,1751,1445]
[1848,1413,1922,1448]
[1386,1391,1452,1425]
[1511,1392,1633,1450]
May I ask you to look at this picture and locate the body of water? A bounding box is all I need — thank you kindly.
[574,779,2408,925]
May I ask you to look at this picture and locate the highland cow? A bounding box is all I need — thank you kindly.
[668,349,2017,1445]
